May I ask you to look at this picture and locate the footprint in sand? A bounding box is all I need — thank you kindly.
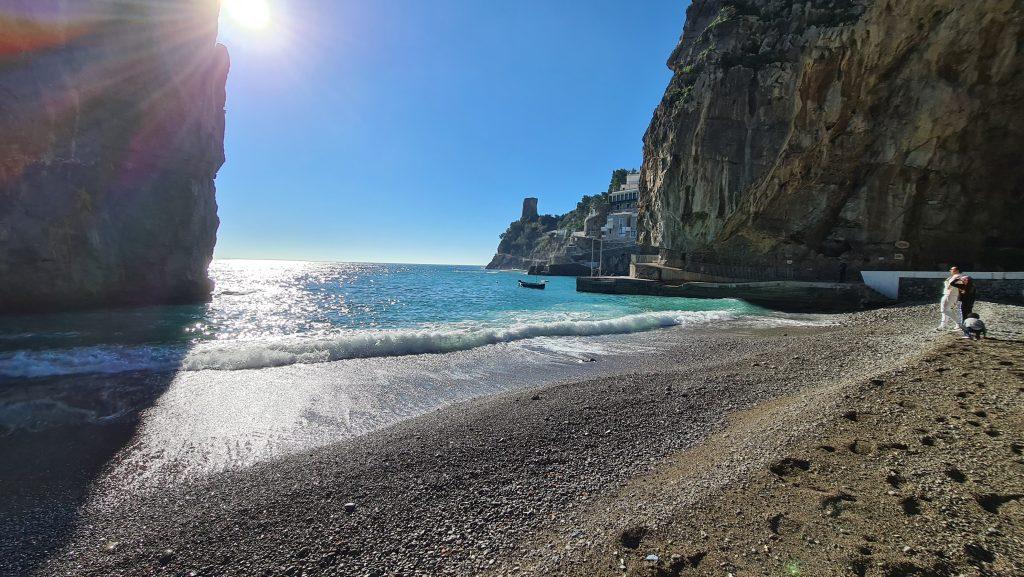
[965,543,996,564]
[618,525,647,549]
[944,466,967,483]
[821,492,857,517]
[900,496,922,516]
[768,512,785,534]
[975,493,1023,514]
[886,470,905,488]
[769,457,811,477]
[848,440,875,455]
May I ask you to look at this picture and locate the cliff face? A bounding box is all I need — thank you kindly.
[0,1,229,312]
[639,0,1024,276]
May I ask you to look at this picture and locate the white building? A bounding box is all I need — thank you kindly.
[603,172,640,241]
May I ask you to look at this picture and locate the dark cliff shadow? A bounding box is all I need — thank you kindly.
[0,305,204,577]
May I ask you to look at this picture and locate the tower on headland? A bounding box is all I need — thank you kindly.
[521,197,539,222]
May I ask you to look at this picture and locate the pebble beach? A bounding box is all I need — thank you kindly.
[8,302,1023,576]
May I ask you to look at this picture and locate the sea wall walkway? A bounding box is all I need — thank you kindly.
[577,277,889,313]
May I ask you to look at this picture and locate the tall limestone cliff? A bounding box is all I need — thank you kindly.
[0,0,229,312]
[639,0,1024,277]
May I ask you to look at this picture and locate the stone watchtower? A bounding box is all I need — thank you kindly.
[521,197,539,222]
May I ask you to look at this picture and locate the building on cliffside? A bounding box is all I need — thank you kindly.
[603,172,640,242]
[486,169,657,276]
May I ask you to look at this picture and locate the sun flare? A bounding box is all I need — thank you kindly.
[223,0,272,30]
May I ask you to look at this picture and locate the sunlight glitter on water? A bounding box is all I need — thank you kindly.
[0,260,762,377]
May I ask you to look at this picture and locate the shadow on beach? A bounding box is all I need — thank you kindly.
[0,308,201,577]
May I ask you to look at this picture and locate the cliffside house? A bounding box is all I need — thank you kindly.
[603,172,640,241]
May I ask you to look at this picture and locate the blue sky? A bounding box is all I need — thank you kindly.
[214,0,687,265]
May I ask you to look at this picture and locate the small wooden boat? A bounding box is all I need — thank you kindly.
[518,279,548,290]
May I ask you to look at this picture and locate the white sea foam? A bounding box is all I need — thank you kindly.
[180,310,736,371]
[0,310,746,378]
[0,345,184,378]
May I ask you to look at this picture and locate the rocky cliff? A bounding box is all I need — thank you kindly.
[639,0,1024,278]
[486,199,561,270]
[0,1,229,312]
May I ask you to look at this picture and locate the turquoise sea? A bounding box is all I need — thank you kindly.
[0,260,822,484]
[0,260,763,378]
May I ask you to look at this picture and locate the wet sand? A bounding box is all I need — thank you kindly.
[3,311,805,575]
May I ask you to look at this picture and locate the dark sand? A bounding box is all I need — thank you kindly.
[523,316,1024,577]
[7,302,1022,576]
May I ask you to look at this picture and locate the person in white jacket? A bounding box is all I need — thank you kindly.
[939,266,962,330]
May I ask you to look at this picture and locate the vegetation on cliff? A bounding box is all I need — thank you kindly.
[556,194,608,234]
[606,169,630,193]
[496,215,560,259]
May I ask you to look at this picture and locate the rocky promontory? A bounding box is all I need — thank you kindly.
[486,198,560,270]
[486,170,637,274]
[639,0,1024,277]
[0,1,229,312]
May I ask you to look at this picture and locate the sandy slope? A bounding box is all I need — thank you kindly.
[517,308,1024,577]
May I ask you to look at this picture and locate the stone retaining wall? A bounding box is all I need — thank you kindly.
[900,278,1024,304]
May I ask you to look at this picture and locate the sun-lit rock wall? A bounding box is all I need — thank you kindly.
[0,0,229,312]
[639,0,1024,277]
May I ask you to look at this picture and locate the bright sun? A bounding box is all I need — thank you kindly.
[223,0,272,30]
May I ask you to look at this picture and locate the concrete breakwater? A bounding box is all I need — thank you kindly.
[577,276,889,313]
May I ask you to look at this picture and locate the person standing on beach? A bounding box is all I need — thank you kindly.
[952,273,978,319]
[939,266,962,330]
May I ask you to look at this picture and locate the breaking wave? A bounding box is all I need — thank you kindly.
[0,345,185,378]
[180,310,736,371]
[0,310,735,378]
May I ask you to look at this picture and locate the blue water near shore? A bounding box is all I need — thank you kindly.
[0,260,762,378]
